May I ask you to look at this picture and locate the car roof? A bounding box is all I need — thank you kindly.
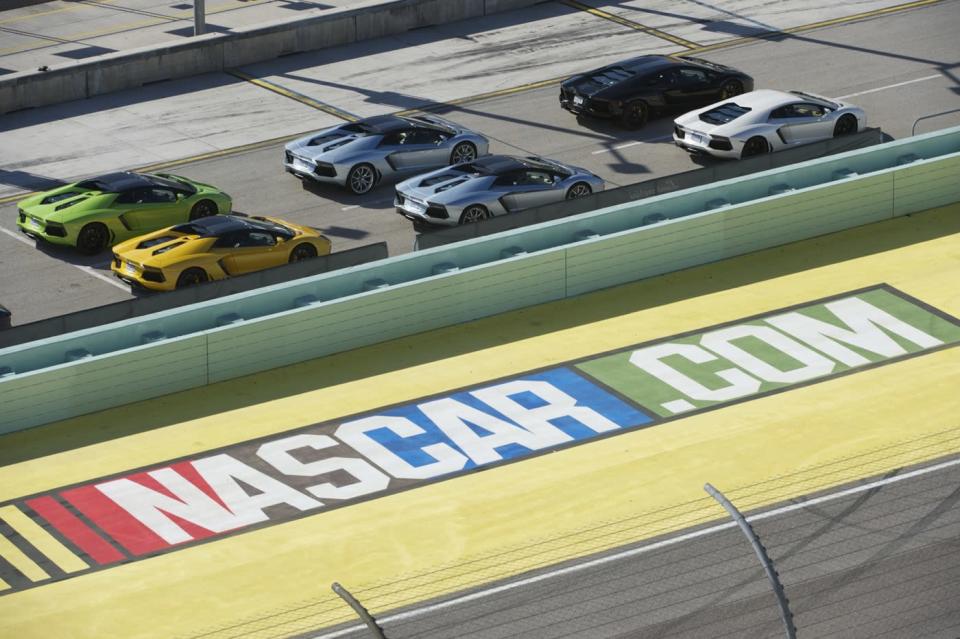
[77,171,155,193]
[615,55,678,73]
[172,215,271,237]
[727,89,810,109]
[357,114,418,134]
[461,155,554,175]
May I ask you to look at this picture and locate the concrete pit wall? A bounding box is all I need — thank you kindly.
[0,0,542,114]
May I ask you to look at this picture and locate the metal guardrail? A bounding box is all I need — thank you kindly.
[0,241,388,349]
[415,128,884,250]
[912,109,960,136]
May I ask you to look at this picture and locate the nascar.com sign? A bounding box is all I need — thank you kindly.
[1,285,957,594]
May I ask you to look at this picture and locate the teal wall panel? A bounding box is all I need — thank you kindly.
[205,252,567,382]
[0,334,208,433]
[892,153,960,215]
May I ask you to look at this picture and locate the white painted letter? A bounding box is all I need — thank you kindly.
[700,325,835,383]
[96,465,265,544]
[336,416,468,479]
[629,343,760,402]
[767,297,943,366]
[472,380,620,438]
[191,454,321,523]
[258,434,389,501]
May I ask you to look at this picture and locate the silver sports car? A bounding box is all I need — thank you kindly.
[395,155,605,228]
[284,114,490,194]
[673,89,867,159]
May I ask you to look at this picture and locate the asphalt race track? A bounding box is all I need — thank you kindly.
[1,0,959,323]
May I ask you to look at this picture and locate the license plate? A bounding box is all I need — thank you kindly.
[29,217,42,230]
[690,132,707,145]
[124,262,137,276]
[573,96,584,106]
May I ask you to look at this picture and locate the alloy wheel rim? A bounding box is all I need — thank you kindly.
[453,144,475,163]
[568,184,589,199]
[351,167,374,193]
[464,207,484,222]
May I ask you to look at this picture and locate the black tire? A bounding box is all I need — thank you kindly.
[289,243,318,263]
[741,136,769,158]
[189,199,217,221]
[449,141,477,165]
[176,267,208,289]
[76,223,109,255]
[347,164,377,195]
[458,204,489,225]
[620,101,649,129]
[833,114,858,137]
[720,79,744,100]
[566,182,592,200]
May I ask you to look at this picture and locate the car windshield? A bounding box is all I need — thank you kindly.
[699,103,752,125]
[147,174,197,195]
[589,66,635,85]
[249,218,294,238]
[74,178,113,192]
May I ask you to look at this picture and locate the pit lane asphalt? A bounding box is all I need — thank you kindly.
[0,0,958,325]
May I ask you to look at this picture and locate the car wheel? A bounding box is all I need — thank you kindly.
[566,182,592,199]
[833,114,858,137]
[289,243,318,263]
[720,79,744,99]
[620,101,648,129]
[189,199,217,221]
[76,223,109,255]
[458,205,489,225]
[347,164,377,195]
[741,136,769,158]
[176,267,208,289]
[449,142,477,165]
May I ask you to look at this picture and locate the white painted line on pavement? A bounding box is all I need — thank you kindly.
[311,454,960,638]
[836,74,941,99]
[592,135,673,155]
[0,227,129,292]
[341,205,360,211]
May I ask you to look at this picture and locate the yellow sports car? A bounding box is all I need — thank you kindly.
[111,214,331,291]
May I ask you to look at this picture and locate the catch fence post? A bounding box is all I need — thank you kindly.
[331,582,387,639]
[704,482,797,639]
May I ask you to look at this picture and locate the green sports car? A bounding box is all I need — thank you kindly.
[16,172,233,254]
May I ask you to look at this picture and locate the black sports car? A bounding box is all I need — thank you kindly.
[559,55,754,129]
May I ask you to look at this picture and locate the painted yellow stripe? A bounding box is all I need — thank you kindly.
[0,506,88,574]
[561,0,701,49]
[0,533,49,583]
[225,70,358,122]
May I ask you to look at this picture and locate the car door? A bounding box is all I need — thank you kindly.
[675,67,716,107]
[657,69,687,108]
[116,186,183,233]
[380,128,448,172]
[767,103,831,146]
[497,169,559,212]
[215,229,287,275]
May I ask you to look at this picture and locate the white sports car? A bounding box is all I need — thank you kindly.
[673,89,867,159]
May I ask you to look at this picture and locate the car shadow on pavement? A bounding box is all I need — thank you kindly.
[3,203,960,465]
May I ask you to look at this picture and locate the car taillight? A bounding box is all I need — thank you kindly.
[45,222,67,237]
[141,268,165,283]
[426,205,449,219]
[674,126,685,139]
[708,136,733,151]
